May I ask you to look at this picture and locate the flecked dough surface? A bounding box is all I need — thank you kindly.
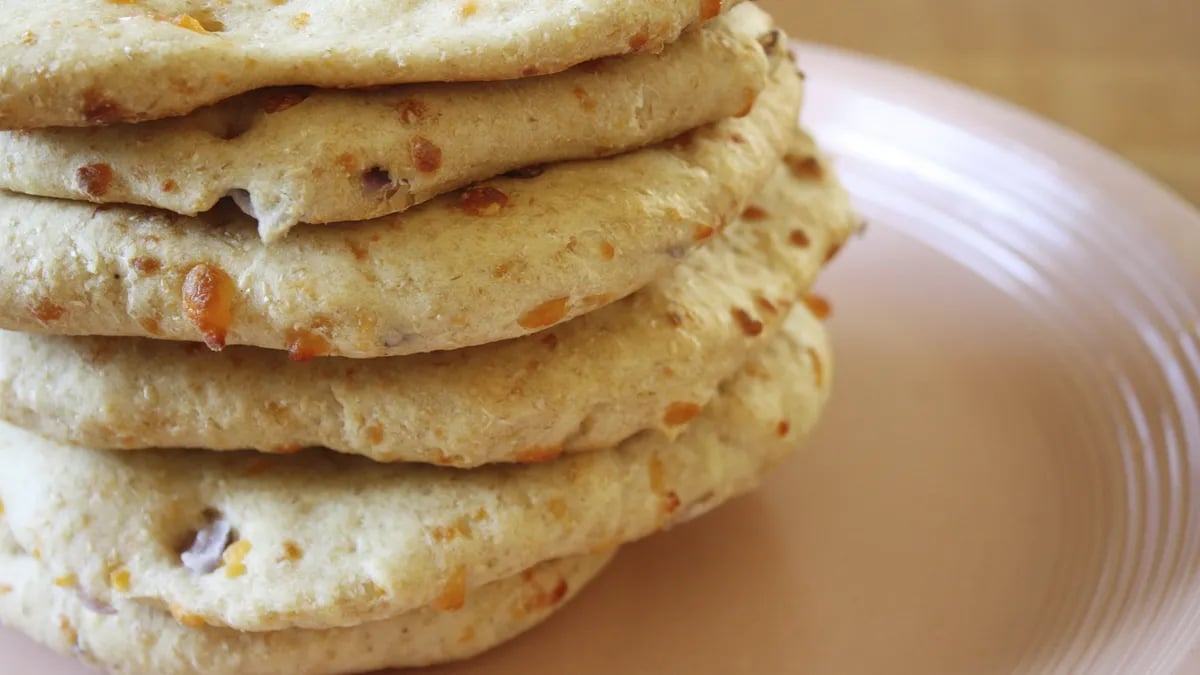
[0,522,615,675]
[0,305,832,633]
[0,132,855,466]
[0,0,744,128]
[0,6,778,242]
[0,58,803,358]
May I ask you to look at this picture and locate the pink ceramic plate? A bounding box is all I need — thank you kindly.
[4,43,1200,674]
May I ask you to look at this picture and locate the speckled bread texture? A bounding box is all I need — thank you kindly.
[0,133,854,466]
[0,305,831,633]
[0,0,745,129]
[0,6,778,243]
[0,59,802,358]
[0,524,615,675]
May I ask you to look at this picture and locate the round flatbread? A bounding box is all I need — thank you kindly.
[0,305,831,632]
[0,0,745,129]
[0,6,779,243]
[0,525,614,675]
[0,133,855,466]
[0,58,802,358]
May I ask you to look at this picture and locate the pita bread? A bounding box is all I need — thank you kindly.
[0,6,779,242]
[0,134,854,466]
[0,524,613,675]
[0,304,831,632]
[0,0,745,129]
[0,59,802,358]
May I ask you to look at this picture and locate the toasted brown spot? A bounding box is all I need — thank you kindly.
[460,186,508,216]
[648,457,667,492]
[518,297,569,330]
[138,316,162,335]
[430,517,472,543]
[735,88,757,118]
[410,135,443,173]
[286,328,330,362]
[546,498,569,521]
[694,224,716,242]
[664,491,681,514]
[790,229,812,248]
[131,256,161,275]
[460,1,478,17]
[808,347,825,386]
[755,296,778,316]
[365,424,385,445]
[785,154,824,180]
[825,241,845,264]
[334,153,357,175]
[460,625,477,643]
[540,333,559,350]
[434,566,468,611]
[182,263,235,350]
[666,312,684,327]
[599,241,616,260]
[664,402,702,426]
[271,444,303,455]
[278,541,304,563]
[803,294,832,320]
[28,298,65,323]
[289,12,310,28]
[731,132,747,144]
[395,99,429,124]
[346,240,370,261]
[160,179,179,193]
[700,0,722,21]
[629,29,650,51]
[76,163,114,197]
[521,65,541,77]
[541,579,570,608]
[731,308,764,337]
[572,87,597,111]
[493,261,514,278]
[777,420,791,437]
[82,88,128,125]
[262,88,310,113]
[742,205,768,221]
[515,444,565,464]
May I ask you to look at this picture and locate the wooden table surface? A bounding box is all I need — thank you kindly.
[760,0,1200,206]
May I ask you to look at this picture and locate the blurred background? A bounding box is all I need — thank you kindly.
[759,0,1200,205]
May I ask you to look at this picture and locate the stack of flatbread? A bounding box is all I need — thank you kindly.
[0,2,858,673]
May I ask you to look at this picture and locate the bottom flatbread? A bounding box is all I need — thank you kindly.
[0,526,614,675]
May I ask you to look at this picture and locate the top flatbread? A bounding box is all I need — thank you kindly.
[0,134,854,465]
[0,305,831,632]
[0,57,802,358]
[0,0,743,129]
[0,6,778,242]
